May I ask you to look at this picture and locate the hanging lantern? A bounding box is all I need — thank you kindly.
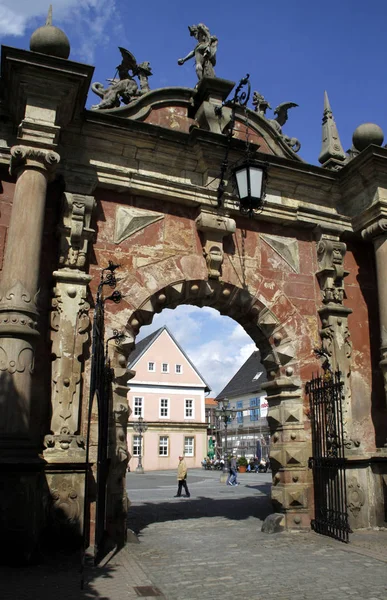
[233,161,267,214]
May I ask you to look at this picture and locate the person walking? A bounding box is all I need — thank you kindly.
[174,455,191,498]
[227,454,238,486]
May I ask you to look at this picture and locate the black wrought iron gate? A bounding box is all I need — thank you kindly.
[306,369,351,542]
[82,262,122,570]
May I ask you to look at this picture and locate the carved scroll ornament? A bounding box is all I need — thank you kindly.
[361,219,387,241]
[58,193,95,269]
[10,145,60,178]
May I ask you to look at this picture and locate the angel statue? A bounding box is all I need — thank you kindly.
[268,102,301,153]
[91,47,152,110]
[178,23,218,81]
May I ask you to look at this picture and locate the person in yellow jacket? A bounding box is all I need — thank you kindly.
[174,455,191,498]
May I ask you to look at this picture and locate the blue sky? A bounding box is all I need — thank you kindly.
[1,0,386,394]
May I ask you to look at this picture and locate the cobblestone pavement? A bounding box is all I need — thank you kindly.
[0,469,386,599]
[125,469,387,600]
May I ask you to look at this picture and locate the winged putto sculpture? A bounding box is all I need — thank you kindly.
[91,47,152,110]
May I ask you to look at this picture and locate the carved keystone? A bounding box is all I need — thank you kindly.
[195,210,236,280]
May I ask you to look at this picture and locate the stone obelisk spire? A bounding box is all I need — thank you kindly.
[46,5,53,26]
[318,91,347,170]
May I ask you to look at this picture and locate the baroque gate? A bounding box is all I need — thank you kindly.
[0,17,387,561]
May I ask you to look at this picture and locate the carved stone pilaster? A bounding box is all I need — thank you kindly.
[315,235,356,449]
[44,193,96,457]
[106,340,135,547]
[195,210,236,279]
[9,145,60,179]
[44,271,91,455]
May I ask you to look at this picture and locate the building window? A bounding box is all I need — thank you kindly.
[184,398,194,418]
[250,397,260,421]
[159,436,169,456]
[148,362,155,372]
[133,435,141,457]
[184,437,194,457]
[236,400,243,424]
[159,398,169,418]
[175,364,182,374]
[162,363,169,373]
[134,397,143,417]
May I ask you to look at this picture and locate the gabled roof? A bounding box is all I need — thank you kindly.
[205,397,217,407]
[215,350,267,400]
[128,325,211,392]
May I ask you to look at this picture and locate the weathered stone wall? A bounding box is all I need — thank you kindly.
[0,174,15,273]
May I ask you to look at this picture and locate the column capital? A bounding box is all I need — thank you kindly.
[9,145,60,178]
[361,219,387,241]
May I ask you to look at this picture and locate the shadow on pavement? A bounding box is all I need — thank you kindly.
[127,493,273,535]
[0,549,119,600]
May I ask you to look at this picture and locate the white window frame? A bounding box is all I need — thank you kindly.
[161,362,169,373]
[159,436,169,456]
[133,396,144,418]
[132,435,141,457]
[184,436,195,457]
[184,398,195,419]
[159,397,170,419]
[175,364,182,374]
[148,361,155,372]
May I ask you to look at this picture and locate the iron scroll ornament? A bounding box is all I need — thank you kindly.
[216,74,251,209]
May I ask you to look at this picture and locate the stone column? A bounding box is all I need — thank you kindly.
[0,145,59,563]
[0,146,59,450]
[362,220,387,429]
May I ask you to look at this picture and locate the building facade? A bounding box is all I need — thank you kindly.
[127,327,209,471]
[216,351,270,460]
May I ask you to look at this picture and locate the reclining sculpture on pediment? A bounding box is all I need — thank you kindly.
[91,47,152,110]
[253,92,301,153]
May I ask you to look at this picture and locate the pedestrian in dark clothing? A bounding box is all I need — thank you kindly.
[227,455,238,486]
[174,455,190,497]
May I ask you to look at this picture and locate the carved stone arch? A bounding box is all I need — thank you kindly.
[123,278,298,377]
[111,276,311,531]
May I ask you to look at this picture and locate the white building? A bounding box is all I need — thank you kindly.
[215,351,270,460]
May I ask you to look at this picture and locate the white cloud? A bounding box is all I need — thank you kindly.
[0,0,120,62]
[137,306,259,397]
[229,322,250,341]
[138,306,203,347]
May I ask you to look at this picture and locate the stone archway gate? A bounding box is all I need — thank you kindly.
[0,46,386,558]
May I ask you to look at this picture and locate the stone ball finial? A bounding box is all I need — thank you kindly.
[352,123,384,153]
[29,5,70,59]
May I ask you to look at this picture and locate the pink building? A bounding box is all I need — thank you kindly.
[127,327,210,471]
